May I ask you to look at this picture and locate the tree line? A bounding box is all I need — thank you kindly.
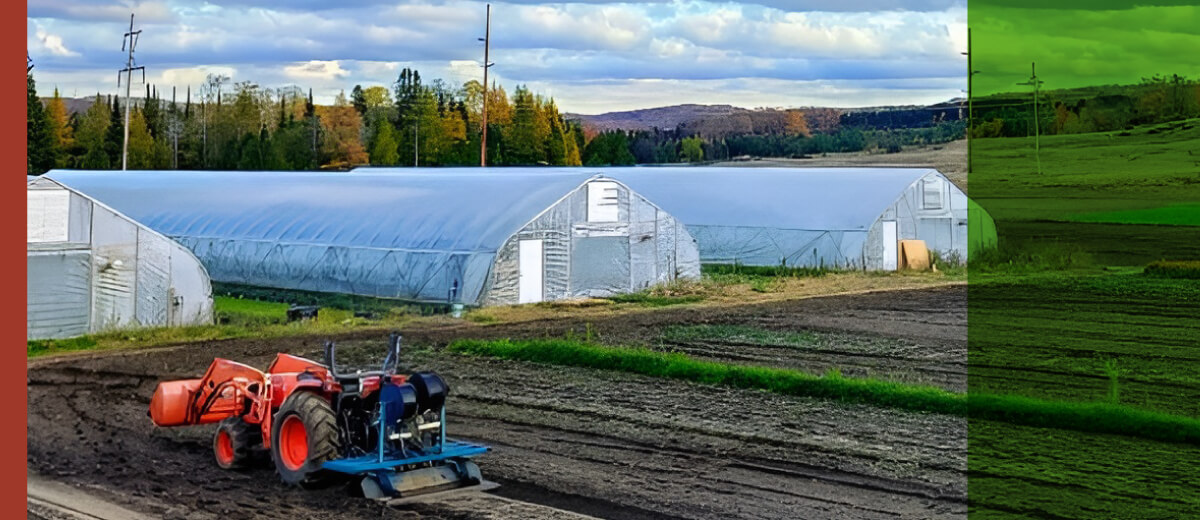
[27,67,587,175]
[28,65,985,174]
[580,114,965,165]
[970,75,1200,138]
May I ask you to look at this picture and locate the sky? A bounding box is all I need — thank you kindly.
[28,0,968,114]
[970,0,1200,95]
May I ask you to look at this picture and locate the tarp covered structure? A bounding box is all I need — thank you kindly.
[46,169,700,306]
[27,177,213,339]
[597,167,987,269]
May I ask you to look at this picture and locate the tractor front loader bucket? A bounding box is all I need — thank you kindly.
[149,358,267,427]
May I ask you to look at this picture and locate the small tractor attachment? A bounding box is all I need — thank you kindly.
[148,333,488,499]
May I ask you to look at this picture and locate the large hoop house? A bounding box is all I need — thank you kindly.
[27,177,213,340]
[601,167,992,269]
[47,170,700,306]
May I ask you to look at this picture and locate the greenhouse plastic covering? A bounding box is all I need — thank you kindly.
[595,167,939,266]
[46,169,601,304]
[27,177,212,339]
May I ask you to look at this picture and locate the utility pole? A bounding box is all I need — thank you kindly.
[414,120,420,167]
[960,28,975,175]
[118,13,145,170]
[1017,62,1044,175]
[478,3,493,167]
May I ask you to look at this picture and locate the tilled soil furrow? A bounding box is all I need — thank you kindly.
[657,340,966,391]
[29,286,969,519]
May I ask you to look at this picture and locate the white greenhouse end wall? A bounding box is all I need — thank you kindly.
[27,178,213,340]
[482,178,701,305]
[863,170,972,270]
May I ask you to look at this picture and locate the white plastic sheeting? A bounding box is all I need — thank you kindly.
[27,177,213,340]
[598,167,980,269]
[47,169,701,306]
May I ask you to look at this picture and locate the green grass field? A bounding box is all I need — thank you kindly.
[27,296,396,358]
[1070,203,1200,226]
[969,118,1200,516]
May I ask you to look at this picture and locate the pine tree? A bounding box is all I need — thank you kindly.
[27,73,56,174]
[369,118,399,166]
[77,94,112,169]
[125,109,156,169]
[104,96,125,167]
[351,85,367,116]
[508,85,544,164]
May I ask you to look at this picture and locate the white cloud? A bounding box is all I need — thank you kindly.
[158,66,239,86]
[648,37,692,58]
[284,60,350,80]
[27,0,968,112]
[33,24,80,57]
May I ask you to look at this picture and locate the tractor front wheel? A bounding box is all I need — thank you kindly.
[270,391,341,487]
[213,416,260,469]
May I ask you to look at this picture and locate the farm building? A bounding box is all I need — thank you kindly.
[46,169,701,306]
[599,167,993,269]
[27,177,213,340]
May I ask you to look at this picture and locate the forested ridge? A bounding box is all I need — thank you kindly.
[30,67,1196,175]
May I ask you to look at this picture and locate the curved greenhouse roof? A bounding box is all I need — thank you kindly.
[49,169,594,253]
[593,166,986,268]
[45,169,700,304]
[599,167,935,231]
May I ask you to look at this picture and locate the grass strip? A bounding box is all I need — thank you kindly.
[703,263,833,278]
[1144,260,1200,280]
[450,338,962,414]
[447,338,1200,445]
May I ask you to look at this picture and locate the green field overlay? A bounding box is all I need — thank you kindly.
[1070,203,1200,226]
[969,0,1200,516]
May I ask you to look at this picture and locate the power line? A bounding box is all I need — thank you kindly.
[118,13,146,171]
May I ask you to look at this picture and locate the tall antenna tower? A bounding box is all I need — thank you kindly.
[118,13,146,170]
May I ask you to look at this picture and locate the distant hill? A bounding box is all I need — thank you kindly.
[565,104,755,132]
[41,95,153,116]
[567,101,966,135]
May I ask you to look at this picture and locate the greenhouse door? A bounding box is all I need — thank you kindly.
[882,221,898,270]
[518,239,544,303]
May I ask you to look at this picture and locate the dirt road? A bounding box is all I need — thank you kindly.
[28,286,967,519]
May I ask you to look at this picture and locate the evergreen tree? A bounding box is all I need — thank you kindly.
[582,131,636,166]
[143,84,162,138]
[27,73,56,174]
[125,109,156,169]
[104,97,125,167]
[508,85,544,164]
[350,85,367,116]
[76,95,112,169]
[236,132,262,169]
[369,118,399,166]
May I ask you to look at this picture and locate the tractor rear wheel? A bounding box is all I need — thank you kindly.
[270,391,341,487]
[213,416,260,470]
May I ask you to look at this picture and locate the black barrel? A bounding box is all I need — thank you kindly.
[407,371,449,412]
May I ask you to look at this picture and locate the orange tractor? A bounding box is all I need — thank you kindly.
[149,333,487,498]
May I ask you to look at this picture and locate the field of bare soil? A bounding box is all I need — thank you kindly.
[28,287,967,519]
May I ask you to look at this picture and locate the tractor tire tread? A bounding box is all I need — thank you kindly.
[271,391,342,488]
[215,416,261,470]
